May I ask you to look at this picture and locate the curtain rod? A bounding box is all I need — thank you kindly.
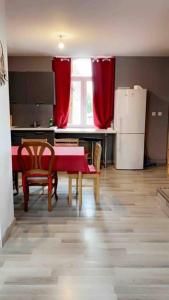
[52,56,115,60]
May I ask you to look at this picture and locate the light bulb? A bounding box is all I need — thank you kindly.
[58,41,64,49]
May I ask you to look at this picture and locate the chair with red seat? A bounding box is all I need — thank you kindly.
[68,143,102,208]
[18,141,57,212]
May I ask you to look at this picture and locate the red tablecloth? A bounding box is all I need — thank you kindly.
[12,146,89,173]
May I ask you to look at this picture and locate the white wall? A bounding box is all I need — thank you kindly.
[0,0,14,246]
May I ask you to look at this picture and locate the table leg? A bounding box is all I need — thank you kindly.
[68,176,72,206]
[78,172,82,209]
[92,141,94,164]
[104,134,108,168]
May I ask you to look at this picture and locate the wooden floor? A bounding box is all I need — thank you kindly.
[1,166,169,299]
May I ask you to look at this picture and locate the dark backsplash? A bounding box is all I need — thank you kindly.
[10,104,53,127]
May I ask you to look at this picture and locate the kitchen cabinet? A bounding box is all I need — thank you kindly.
[27,72,54,104]
[11,130,55,146]
[9,72,27,104]
[9,72,54,104]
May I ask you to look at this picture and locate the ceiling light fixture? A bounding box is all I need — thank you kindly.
[58,34,65,50]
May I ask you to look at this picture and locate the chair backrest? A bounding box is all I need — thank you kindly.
[93,143,102,172]
[54,138,79,147]
[18,141,55,174]
[21,138,47,144]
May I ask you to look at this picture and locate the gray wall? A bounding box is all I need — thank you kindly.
[115,57,169,163]
[0,0,14,245]
[9,56,169,163]
[10,104,53,127]
[8,56,52,71]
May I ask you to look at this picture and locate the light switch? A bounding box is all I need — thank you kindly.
[158,112,162,116]
[152,112,156,116]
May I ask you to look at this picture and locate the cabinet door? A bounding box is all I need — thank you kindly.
[27,72,54,104]
[11,130,55,146]
[9,72,27,104]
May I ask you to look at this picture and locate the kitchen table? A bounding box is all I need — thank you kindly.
[12,146,89,203]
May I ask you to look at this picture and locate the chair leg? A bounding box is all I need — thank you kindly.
[95,176,100,204]
[76,178,78,196]
[93,178,96,197]
[68,176,72,206]
[48,179,52,212]
[42,186,45,195]
[78,172,82,209]
[24,183,29,212]
[54,173,58,201]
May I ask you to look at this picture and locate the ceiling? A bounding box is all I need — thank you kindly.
[5,0,169,57]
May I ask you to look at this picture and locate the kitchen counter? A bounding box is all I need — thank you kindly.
[11,127,55,131]
[54,127,116,134]
[11,127,115,167]
[11,127,116,134]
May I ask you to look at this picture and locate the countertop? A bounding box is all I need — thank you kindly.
[11,126,55,131]
[11,127,116,134]
[54,127,116,134]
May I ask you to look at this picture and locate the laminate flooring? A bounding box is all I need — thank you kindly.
[1,166,169,300]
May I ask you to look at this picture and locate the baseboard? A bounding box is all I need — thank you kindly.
[0,218,16,248]
[149,159,166,165]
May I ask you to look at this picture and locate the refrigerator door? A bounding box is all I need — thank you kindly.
[115,133,145,169]
[114,89,147,134]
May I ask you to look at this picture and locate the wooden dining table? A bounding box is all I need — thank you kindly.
[12,146,89,203]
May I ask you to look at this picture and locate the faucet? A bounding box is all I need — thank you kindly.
[32,120,40,128]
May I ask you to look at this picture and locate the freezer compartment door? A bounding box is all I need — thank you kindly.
[114,89,147,134]
[115,134,145,169]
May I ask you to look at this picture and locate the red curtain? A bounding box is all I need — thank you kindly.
[52,57,71,128]
[91,57,115,129]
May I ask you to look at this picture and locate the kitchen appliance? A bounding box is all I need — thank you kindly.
[114,87,147,169]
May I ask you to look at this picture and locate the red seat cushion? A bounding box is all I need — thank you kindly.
[68,165,99,175]
[88,165,97,174]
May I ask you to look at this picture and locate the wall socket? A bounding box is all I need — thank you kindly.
[151,111,163,117]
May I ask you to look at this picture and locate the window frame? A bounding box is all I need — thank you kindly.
[68,75,94,128]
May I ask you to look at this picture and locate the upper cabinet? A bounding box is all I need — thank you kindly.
[9,72,27,104]
[9,72,54,104]
[27,72,54,104]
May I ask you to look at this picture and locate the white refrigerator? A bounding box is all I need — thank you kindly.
[114,87,147,169]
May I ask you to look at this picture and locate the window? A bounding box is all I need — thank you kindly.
[68,59,93,127]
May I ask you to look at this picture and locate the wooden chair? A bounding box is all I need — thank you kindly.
[21,138,48,144]
[54,138,79,147]
[68,143,102,208]
[18,141,57,212]
[13,139,48,195]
